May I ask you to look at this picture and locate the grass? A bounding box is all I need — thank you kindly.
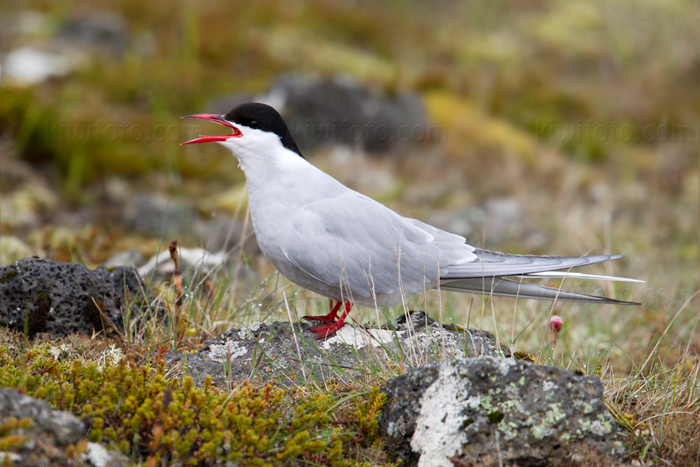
[1,261,697,464]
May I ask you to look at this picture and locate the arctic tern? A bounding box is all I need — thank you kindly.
[182,103,641,339]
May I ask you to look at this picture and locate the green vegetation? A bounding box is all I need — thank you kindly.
[0,343,394,466]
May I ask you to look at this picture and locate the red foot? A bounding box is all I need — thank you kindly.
[303,300,342,324]
[309,301,353,340]
[309,319,347,339]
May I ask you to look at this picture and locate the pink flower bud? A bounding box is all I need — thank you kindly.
[549,315,564,344]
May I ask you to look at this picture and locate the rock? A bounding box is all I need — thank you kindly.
[194,215,260,256]
[378,356,623,467]
[0,387,83,465]
[426,207,487,239]
[0,387,84,445]
[137,247,227,279]
[122,192,259,256]
[104,249,146,269]
[0,388,128,467]
[426,197,549,248]
[56,10,129,57]
[123,193,197,238]
[1,9,128,86]
[84,441,129,467]
[161,310,509,387]
[0,257,148,338]
[0,155,59,230]
[211,74,428,153]
[482,197,525,243]
[2,46,85,86]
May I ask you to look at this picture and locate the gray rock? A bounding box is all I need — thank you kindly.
[2,46,84,86]
[427,197,525,243]
[161,311,508,387]
[194,215,260,256]
[56,10,129,57]
[0,387,84,446]
[379,356,623,467]
[104,249,146,269]
[123,193,197,238]
[211,74,428,153]
[136,247,227,280]
[426,197,549,249]
[0,257,149,338]
[122,195,257,256]
[0,388,128,467]
[84,441,129,467]
[0,387,84,465]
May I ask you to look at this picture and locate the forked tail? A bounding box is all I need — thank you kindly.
[440,249,643,305]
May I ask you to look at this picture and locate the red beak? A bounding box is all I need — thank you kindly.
[180,114,243,145]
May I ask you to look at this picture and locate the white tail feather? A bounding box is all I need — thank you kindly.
[520,271,646,283]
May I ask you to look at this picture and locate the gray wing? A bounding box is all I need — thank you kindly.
[440,277,640,305]
[278,192,476,299]
[441,249,625,278]
[277,192,639,305]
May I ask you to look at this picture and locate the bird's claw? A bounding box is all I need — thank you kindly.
[302,300,342,324]
[309,320,345,339]
[302,314,337,324]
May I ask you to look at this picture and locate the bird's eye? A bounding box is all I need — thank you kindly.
[249,120,259,128]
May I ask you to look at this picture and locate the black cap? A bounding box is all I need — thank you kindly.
[224,103,303,158]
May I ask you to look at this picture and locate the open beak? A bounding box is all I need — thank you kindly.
[180,114,243,145]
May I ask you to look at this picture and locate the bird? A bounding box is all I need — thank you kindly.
[181,102,641,339]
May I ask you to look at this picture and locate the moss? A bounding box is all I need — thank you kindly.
[0,269,19,284]
[0,345,393,466]
[355,388,387,445]
[488,411,505,425]
[0,417,33,451]
[513,351,535,362]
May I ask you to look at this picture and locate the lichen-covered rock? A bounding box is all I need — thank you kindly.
[0,257,148,338]
[162,311,509,387]
[379,356,623,467]
[0,387,84,465]
[0,387,128,466]
[0,387,84,445]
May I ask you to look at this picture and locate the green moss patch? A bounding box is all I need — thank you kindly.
[0,344,394,466]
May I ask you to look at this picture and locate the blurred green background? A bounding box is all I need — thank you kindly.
[0,0,698,362]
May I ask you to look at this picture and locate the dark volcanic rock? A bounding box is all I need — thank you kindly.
[379,357,623,467]
[162,311,509,388]
[0,257,148,338]
[211,74,428,153]
[56,9,129,57]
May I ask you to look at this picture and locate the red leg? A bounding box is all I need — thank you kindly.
[310,301,353,339]
[303,300,342,324]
